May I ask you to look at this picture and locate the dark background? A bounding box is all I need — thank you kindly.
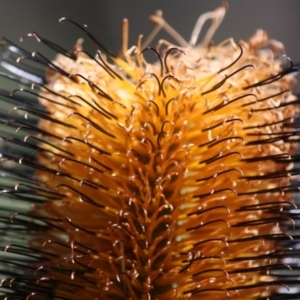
[0,0,299,60]
[0,0,299,97]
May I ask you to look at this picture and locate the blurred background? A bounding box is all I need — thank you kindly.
[0,0,299,60]
[1,0,300,91]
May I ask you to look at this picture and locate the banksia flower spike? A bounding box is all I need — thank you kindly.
[0,5,300,299]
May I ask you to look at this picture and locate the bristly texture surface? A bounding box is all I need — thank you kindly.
[0,6,300,300]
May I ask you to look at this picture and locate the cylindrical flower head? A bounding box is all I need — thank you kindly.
[0,5,299,300]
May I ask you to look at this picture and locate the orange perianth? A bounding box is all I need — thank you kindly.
[32,28,298,300]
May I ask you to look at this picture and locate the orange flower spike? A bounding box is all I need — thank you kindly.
[0,5,299,300]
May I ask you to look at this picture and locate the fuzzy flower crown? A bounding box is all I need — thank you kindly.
[0,5,300,300]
